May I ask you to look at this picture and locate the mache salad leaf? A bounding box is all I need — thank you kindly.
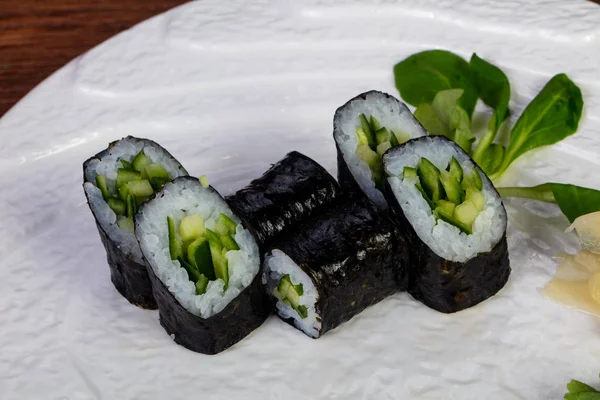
[394,50,478,118]
[498,183,600,223]
[414,89,475,153]
[491,73,583,180]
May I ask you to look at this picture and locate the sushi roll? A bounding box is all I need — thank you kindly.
[227,151,340,251]
[334,90,428,209]
[135,176,270,354]
[83,136,188,309]
[383,136,510,313]
[263,196,410,338]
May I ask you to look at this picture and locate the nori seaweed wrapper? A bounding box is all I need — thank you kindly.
[336,141,364,196]
[382,137,511,313]
[82,136,188,309]
[145,256,271,354]
[269,196,410,337]
[136,177,271,354]
[94,221,157,309]
[385,188,510,313]
[227,151,340,251]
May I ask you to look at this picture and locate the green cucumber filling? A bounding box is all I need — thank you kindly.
[355,113,410,189]
[404,156,485,234]
[167,212,239,295]
[273,274,308,319]
[94,149,171,232]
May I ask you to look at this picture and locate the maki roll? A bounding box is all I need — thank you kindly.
[83,136,188,309]
[135,177,270,354]
[227,151,340,251]
[263,197,410,338]
[383,136,510,313]
[334,90,428,209]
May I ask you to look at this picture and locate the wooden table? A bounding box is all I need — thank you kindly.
[1,0,598,118]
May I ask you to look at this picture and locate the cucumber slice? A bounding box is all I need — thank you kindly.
[188,237,215,280]
[448,157,463,182]
[472,170,483,191]
[358,114,376,150]
[132,150,152,173]
[369,115,381,131]
[120,159,133,170]
[214,213,237,236]
[355,128,370,146]
[117,216,134,232]
[179,214,205,242]
[389,130,400,147]
[125,180,154,198]
[178,256,201,283]
[295,305,308,319]
[418,158,444,202]
[392,130,411,144]
[417,182,435,208]
[204,228,221,245]
[126,194,137,219]
[276,275,306,318]
[461,170,483,191]
[439,170,463,205]
[96,175,110,200]
[465,188,485,211]
[453,201,479,234]
[199,175,209,188]
[195,275,209,295]
[403,168,434,207]
[356,144,383,186]
[403,167,418,180]
[107,197,126,216]
[374,127,389,145]
[433,199,456,221]
[167,216,183,260]
[277,275,303,307]
[116,168,141,189]
[209,240,229,288]
[220,235,239,251]
[376,141,392,157]
[145,163,170,190]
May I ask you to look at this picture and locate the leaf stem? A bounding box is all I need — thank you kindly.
[472,126,495,164]
[497,184,557,203]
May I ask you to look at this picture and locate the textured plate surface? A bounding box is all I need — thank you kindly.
[2,0,600,398]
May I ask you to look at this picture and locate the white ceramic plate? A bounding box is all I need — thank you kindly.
[2,1,600,398]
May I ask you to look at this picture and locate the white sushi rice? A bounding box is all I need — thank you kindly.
[334,91,427,209]
[83,137,187,263]
[136,179,260,318]
[263,250,321,338]
[384,137,507,263]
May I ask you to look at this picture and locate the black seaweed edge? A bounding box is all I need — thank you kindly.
[226,150,341,252]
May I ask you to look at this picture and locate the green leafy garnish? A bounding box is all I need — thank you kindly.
[469,53,510,132]
[394,51,583,181]
[564,378,600,399]
[394,50,478,117]
[414,89,475,153]
[394,49,586,226]
[491,73,583,179]
[469,54,511,174]
[498,183,600,223]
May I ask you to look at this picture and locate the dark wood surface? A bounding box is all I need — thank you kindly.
[0,1,187,118]
[1,0,598,118]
